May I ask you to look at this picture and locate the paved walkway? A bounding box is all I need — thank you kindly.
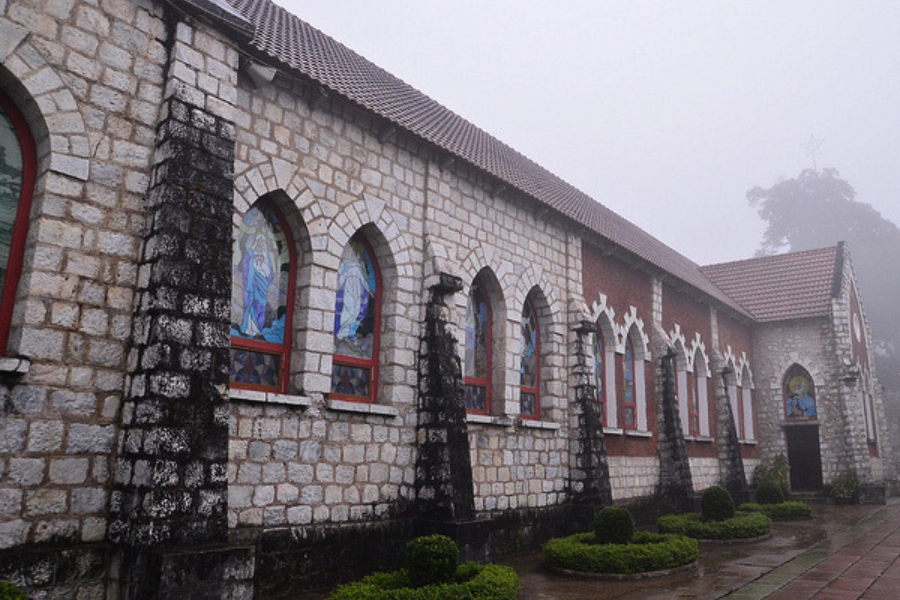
[723,498,900,600]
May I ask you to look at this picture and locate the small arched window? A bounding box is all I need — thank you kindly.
[623,337,636,429]
[519,298,539,419]
[464,282,491,413]
[331,235,381,403]
[0,90,36,353]
[784,364,816,420]
[230,201,296,392]
[593,329,606,426]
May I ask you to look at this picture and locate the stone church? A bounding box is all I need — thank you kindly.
[0,0,891,597]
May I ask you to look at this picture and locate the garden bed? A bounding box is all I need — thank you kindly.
[739,501,812,519]
[543,531,699,577]
[658,511,772,540]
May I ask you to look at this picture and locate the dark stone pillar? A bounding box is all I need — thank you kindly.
[570,321,612,507]
[656,346,694,513]
[719,367,748,503]
[415,273,475,521]
[107,15,250,595]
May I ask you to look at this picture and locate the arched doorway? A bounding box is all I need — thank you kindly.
[783,365,823,490]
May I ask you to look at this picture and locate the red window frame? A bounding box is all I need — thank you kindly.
[519,297,540,420]
[594,328,606,427]
[622,337,636,430]
[331,235,381,403]
[0,91,36,355]
[464,283,492,415]
[230,201,297,393]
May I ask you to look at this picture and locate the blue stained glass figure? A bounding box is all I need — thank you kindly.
[333,240,377,360]
[785,366,817,419]
[520,301,537,388]
[231,205,290,344]
[465,287,489,380]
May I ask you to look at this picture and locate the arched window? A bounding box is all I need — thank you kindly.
[519,298,539,419]
[331,235,381,403]
[783,364,816,420]
[0,90,36,353]
[623,337,636,429]
[693,352,710,437]
[740,366,755,440]
[464,281,491,413]
[230,201,296,392]
[593,329,606,426]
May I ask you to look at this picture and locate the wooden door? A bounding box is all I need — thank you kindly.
[786,425,823,491]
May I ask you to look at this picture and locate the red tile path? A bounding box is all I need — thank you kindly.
[763,508,900,600]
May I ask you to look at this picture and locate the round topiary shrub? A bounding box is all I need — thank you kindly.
[404,534,459,587]
[700,485,735,522]
[756,480,785,505]
[594,507,635,545]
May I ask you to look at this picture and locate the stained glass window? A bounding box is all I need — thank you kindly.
[689,373,700,436]
[230,202,295,392]
[0,92,35,354]
[623,337,636,428]
[593,329,605,426]
[464,283,490,413]
[331,236,380,402]
[784,364,817,420]
[519,299,539,418]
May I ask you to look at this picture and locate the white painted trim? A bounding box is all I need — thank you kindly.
[231,389,312,407]
[635,359,648,431]
[326,399,398,417]
[677,369,689,436]
[698,375,710,437]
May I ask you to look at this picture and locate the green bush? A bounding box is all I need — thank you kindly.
[658,511,772,540]
[0,581,27,600]
[756,480,785,505]
[829,471,860,499]
[327,563,519,600]
[594,507,635,545]
[700,485,735,522]
[543,532,698,575]
[405,534,459,587]
[753,455,790,495]
[739,501,812,519]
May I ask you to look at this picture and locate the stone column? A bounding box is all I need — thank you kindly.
[715,362,748,503]
[569,321,612,507]
[107,8,254,599]
[656,346,694,513]
[415,273,475,521]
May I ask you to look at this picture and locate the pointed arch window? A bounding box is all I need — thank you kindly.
[784,364,817,420]
[623,337,636,429]
[740,367,755,441]
[593,329,606,426]
[464,282,491,413]
[331,235,381,402]
[519,298,539,419]
[693,353,711,437]
[0,91,36,354]
[230,202,296,392]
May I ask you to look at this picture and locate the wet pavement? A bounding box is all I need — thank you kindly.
[502,500,899,600]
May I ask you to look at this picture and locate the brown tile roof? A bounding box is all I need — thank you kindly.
[225,0,750,317]
[700,245,842,322]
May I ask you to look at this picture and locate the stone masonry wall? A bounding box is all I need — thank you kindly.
[0,0,164,564]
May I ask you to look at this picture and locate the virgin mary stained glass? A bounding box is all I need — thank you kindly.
[519,300,538,416]
[464,284,490,411]
[784,365,817,419]
[331,238,379,400]
[230,204,292,389]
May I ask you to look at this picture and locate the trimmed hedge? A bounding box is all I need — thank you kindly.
[594,507,635,545]
[756,480,785,505]
[327,563,520,600]
[405,534,459,587]
[543,532,698,575]
[658,511,772,540]
[739,501,812,519]
[700,485,735,522]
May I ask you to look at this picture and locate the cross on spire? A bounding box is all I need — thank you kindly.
[801,134,825,171]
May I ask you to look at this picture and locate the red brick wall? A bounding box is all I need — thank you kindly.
[582,243,653,319]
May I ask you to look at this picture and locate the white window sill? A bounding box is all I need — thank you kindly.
[230,389,311,407]
[686,435,715,443]
[518,419,559,431]
[466,414,514,427]
[326,399,399,417]
[0,357,30,374]
[603,427,624,436]
[739,439,758,446]
[625,429,653,438]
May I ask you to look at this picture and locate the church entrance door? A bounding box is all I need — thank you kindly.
[785,425,823,490]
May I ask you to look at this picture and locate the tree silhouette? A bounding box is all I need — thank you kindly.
[748,168,900,403]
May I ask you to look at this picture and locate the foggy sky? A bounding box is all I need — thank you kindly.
[279,1,900,266]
